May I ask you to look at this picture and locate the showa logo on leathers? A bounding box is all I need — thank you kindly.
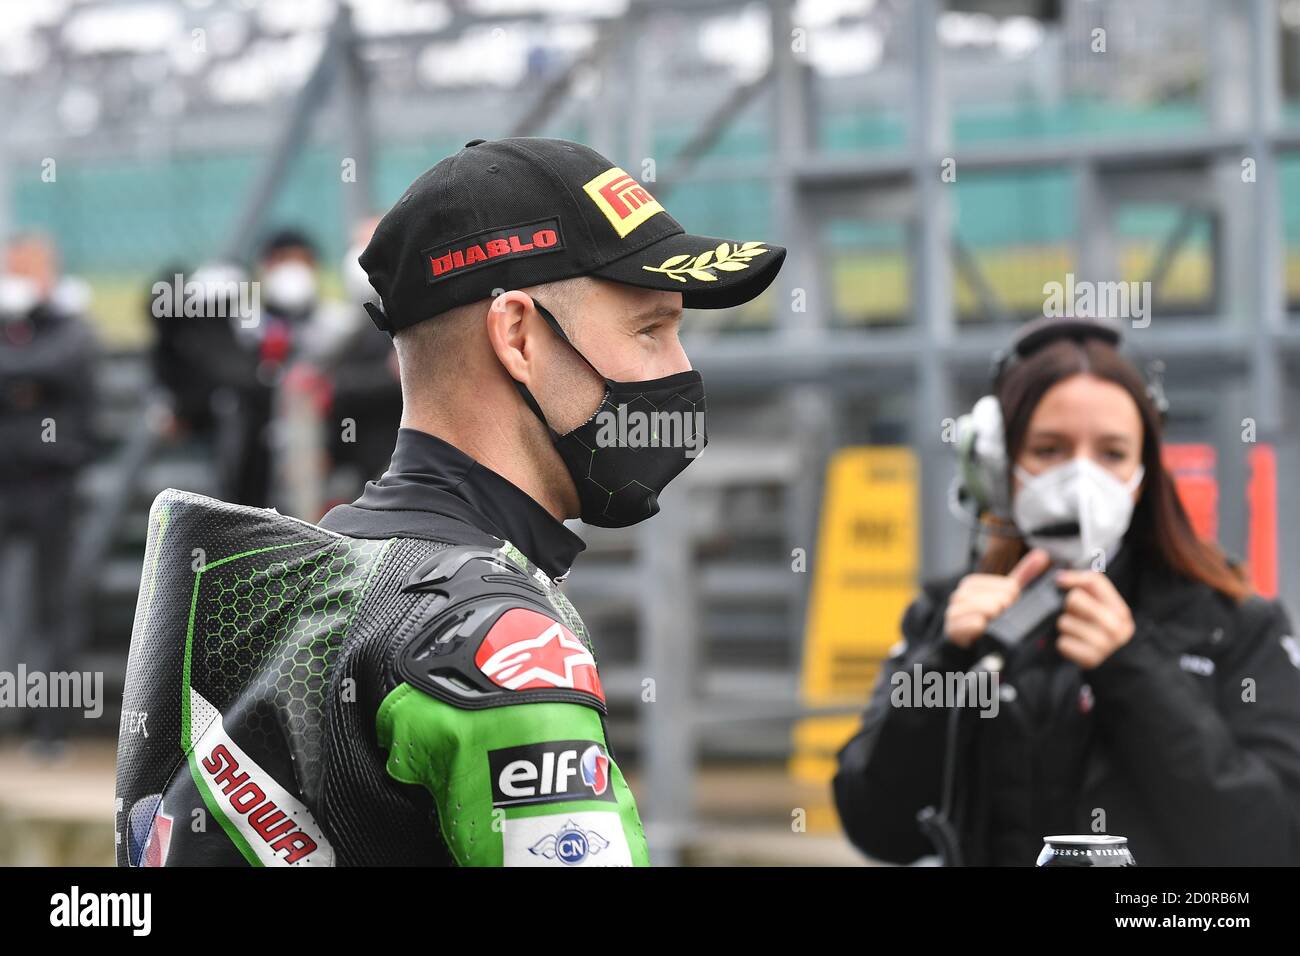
[200,743,323,864]
[185,688,335,866]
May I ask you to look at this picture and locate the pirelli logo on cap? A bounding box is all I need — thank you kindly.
[583,167,664,239]
[423,218,564,284]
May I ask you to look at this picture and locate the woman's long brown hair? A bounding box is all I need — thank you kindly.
[978,337,1252,602]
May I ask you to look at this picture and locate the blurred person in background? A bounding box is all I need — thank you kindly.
[232,228,320,506]
[0,232,97,749]
[147,261,264,501]
[250,226,378,518]
[233,227,347,508]
[833,317,1300,866]
[148,261,255,438]
[324,215,402,494]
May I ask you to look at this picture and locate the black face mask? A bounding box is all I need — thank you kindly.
[514,299,707,528]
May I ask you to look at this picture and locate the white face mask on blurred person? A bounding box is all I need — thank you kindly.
[51,276,91,317]
[341,243,378,307]
[262,260,318,316]
[0,274,40,319]
[1012,457,1144,569]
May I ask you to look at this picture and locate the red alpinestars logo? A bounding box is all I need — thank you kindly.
[476,607,604,701]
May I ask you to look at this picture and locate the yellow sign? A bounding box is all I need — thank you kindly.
[791,447,919,808]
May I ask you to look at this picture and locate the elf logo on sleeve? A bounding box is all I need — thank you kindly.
[490,740,617,808]
[582,167,665,238]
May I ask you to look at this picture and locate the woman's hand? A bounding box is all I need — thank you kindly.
[944,548,1052,648]
[1054,569,1136,669]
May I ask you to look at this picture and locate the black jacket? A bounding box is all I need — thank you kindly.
[0,303,97,478]
[832,544,1300,866]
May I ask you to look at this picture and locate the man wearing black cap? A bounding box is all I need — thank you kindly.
[115,137,785,867]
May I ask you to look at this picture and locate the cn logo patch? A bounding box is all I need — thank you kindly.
[476,607,604,701]
[582,167,664,238]
[531,819,611,865]
[501,811,633,866]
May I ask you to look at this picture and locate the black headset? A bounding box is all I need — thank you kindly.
[952,316,1169,525]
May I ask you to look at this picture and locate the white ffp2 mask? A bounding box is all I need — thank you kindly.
[262,261,318,315]
[1012,457,1144,569]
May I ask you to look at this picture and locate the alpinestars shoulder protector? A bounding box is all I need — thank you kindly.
[393,545,607,715]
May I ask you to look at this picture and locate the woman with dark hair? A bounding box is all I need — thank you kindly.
[833,318,1300,866]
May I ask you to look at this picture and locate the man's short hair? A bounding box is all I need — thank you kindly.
[392,275,595,379]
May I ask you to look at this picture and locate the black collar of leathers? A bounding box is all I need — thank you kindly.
[319,427,585,581]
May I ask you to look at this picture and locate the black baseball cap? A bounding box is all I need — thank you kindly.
[359,137,787,332]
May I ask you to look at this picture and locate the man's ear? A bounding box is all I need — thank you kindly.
[483,290,538,386]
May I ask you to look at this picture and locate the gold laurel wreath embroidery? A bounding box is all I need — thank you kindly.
[641,241,768,282]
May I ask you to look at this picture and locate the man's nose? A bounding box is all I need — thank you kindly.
[657,341,693,378]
